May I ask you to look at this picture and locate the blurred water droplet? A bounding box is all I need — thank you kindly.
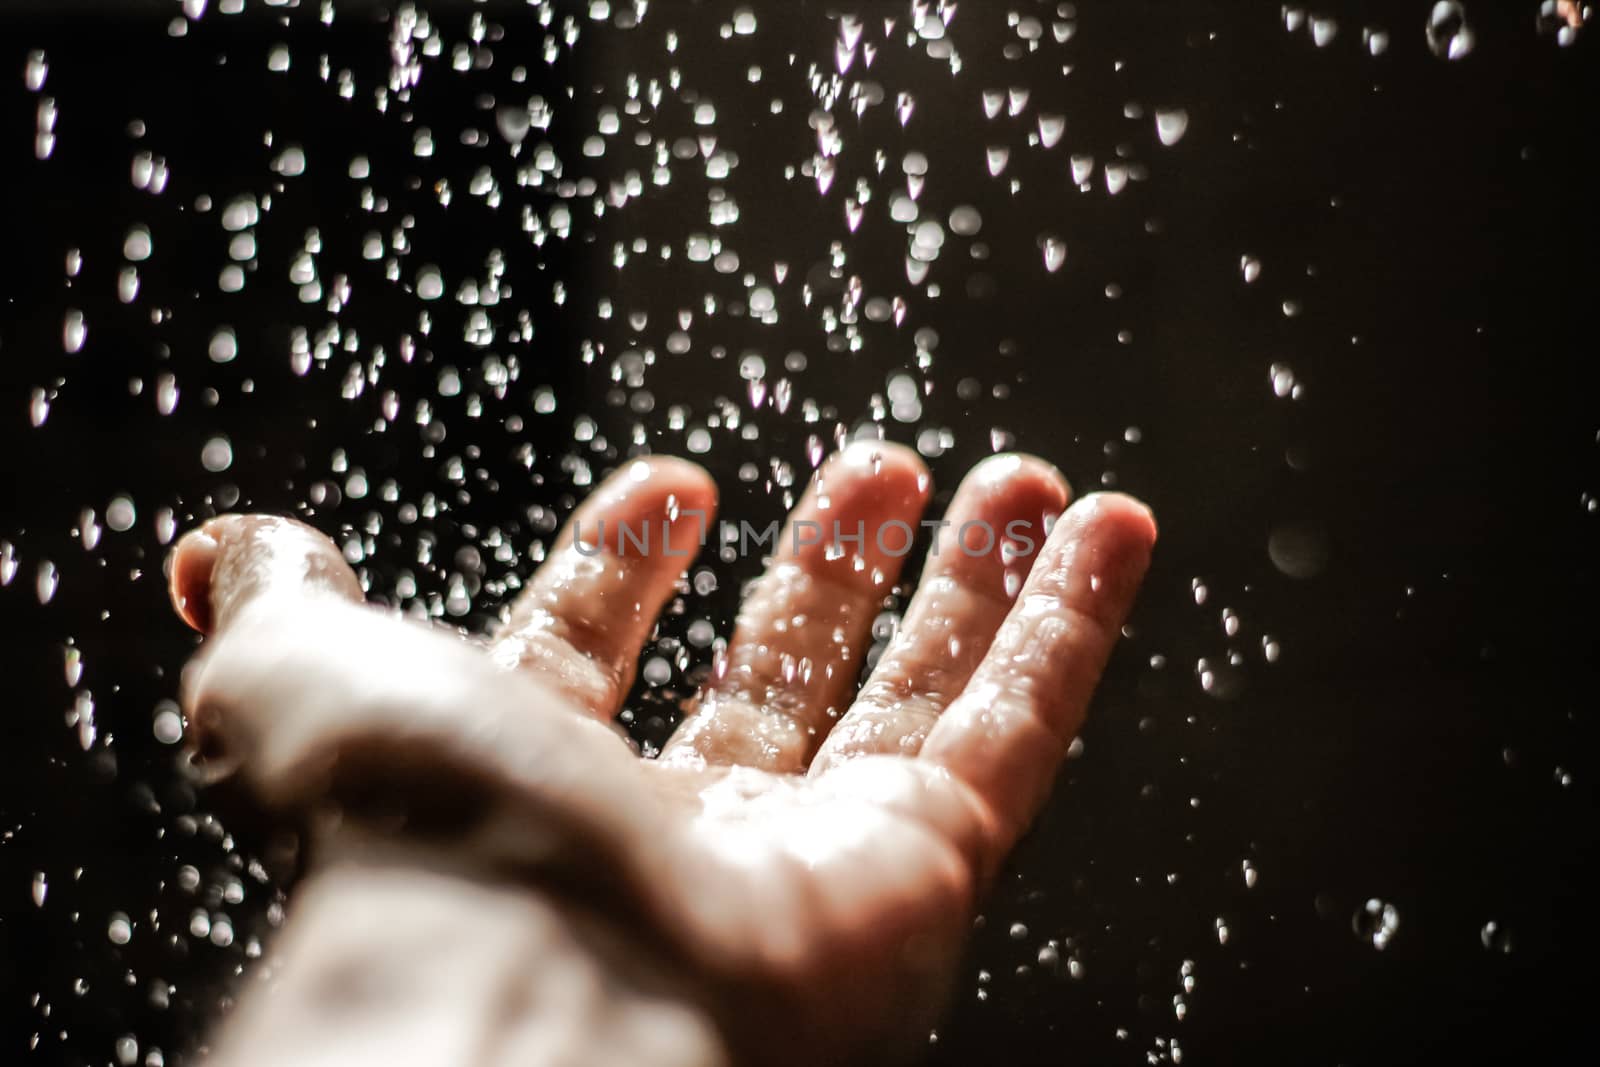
[1037,113,1065,148]
[36,560,58,604]
[123,226,152,261]
[1268,520,1329,578]
[417,266,444,300]
[1353,898,1400,950]
[1480,921,1513,954]
[949,205,982,235]
[106,496,135,532]
[201,436,233,472]
[63,309,87,353]
[1425,2,1474,59]
[1040,234,1067,272]
[24,50,48,91]
[1155,108,1189,146]
[1536,1,1586,46]
[208,328,238,363]
[153,700,184,744]
[155,374,178,415]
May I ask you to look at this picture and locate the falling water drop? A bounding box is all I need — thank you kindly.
[123,226,152,261]
[1037,113,1065,148]
[36,560,58,604]
[1353,899,1400,950]
[949,205,982,236]
[1155,108,1189,146]
[1268,520,1329,579]
[1040,234,1067,273]
[63,309,87,353]
[417,266,444,300]
[24,50,48,91]
[1425,2,1474,59]
[204,327,237,363]
[201,436,233,473]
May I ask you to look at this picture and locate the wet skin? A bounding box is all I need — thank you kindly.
[169,443,1155,1067]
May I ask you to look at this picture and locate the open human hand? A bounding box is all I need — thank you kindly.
[169,442,1155,1067]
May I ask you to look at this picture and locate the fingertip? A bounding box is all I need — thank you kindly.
[827,438,933,508]
[648,454,720,514]
[1075,491,1158,548]
[575,458,719,558]
[968,452,1071,510]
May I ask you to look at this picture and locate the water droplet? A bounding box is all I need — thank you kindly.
[36,560,58,604]
[1425,2,1474,60]
[1480,921,1513,954]
[1536,1,1586,46]
[1040,234,1067,273]
[642,656,672,685]
[417,266,444,300]
[208,328,238,363]
[1037,113,1066,148]
[153,700,184,744]
[123,226,152,262]
[24,50,48,92]
[1155,108,1189,146]
[117,266,140,303]
[63,309,87,353]
[106,496,135,532]
[1353,898,1400,950]
[1268,520,1329,579]
[949,205,982,235]
[272,145,306,177]
[155,374,179,415]
[201,436,233,473]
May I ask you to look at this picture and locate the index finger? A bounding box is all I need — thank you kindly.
[918,492,1156,875]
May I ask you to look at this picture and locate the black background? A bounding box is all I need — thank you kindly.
[1,1,1596,1065]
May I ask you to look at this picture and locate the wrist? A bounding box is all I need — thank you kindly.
[211,833,731,1067]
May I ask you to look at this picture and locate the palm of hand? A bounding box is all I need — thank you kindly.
[173,443,1154,1064]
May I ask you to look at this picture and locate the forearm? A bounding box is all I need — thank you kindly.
[210,834,731,1067]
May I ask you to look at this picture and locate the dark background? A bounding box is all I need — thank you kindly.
[1,1,1596,1065]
